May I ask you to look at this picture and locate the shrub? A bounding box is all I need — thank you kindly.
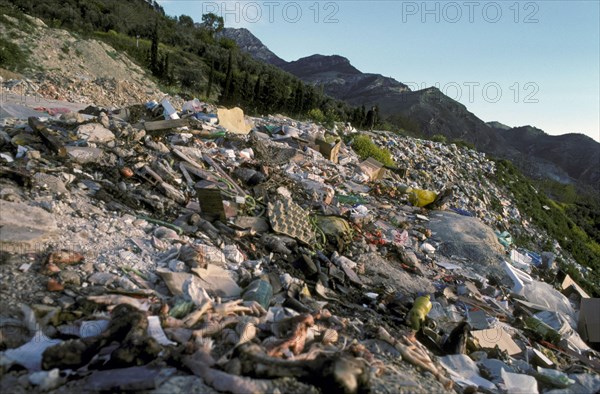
[307,108,325,123]
[453,139,475,150]
[0,37,27,71]
[351,134,394,166]
[431,134,447,143]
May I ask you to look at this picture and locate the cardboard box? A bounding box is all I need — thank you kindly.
[359,157,386,181]
[316,138,342,163]
[561,274,590,302]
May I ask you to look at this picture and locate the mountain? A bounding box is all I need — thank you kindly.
[219,28,287,66]
[378,87,510,152]
[487,121,511,130]
[224,27,600,188]
[501,126,600,185]
[281,54,411,107]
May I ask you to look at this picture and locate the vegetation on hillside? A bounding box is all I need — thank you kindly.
[1,0,361,124]
[0,36,27,71]
[349,135,394,166]
[494,160,600,296]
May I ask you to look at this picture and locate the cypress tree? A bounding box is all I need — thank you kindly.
[222,50,233,103]
[206,60,214,99]
[149,20,159,76]
[253,74,262,111]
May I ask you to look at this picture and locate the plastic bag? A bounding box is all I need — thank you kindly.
[495,230,513,247]
[408,188,437,207]
[536,367,574,388]
[408,295,432,331]
[182,98,203,113]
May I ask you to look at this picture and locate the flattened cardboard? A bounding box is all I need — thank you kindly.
[578,298,600,343]
[191,265,242,298]
[216,107,253,134]
[472,328,522,355]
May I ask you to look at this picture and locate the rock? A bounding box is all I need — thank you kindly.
[179,244,226,268]
[60,111,85,124]
[76,123,115,143]
[153,226,179,241]
[98,112,110,128]
[478,358,514,382]
[0,201,58,252]
[151,375,219,394]
[65,146,104,164]
[358,252,435,296]
[399,249,419,266]
[56,295,76,309]
[29,368,63,391]
[82,366,176,391]
[59,271,81,286]
[168,259,187,272]
[223,245,245,265]
[420,242,435,254]
[429,210,508,281]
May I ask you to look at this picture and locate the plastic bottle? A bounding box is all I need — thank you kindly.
[242,279,273,309]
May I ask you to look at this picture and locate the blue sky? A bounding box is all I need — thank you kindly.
[157,1,600,141]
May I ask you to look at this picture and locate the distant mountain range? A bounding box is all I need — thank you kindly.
[221,28,600,187]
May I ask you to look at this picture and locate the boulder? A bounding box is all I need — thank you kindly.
[76,123,115,143]
[429,210,508,281]
[0,201,58,252]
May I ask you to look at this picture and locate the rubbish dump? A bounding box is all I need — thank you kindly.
[0,95,598,393]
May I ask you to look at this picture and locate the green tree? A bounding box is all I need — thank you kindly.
[253,74,262,111]
[222,50,234,103]
[178,14,194,28]
[206,60,215,99]
[201,12,224,35]
[148,20,159,76]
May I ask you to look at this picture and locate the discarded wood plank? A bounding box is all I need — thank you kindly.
[28,117,67,157]
[0,166,32,186]
[179,162,194,187]
[144,118,189,132]
[142,165,186,204]
[179,162,221,183]
[202,154,247,197]
[172,148,202,165]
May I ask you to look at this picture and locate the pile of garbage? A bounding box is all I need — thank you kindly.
[0,97,598,393]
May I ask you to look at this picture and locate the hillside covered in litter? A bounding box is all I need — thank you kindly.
[1,91,599,393]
